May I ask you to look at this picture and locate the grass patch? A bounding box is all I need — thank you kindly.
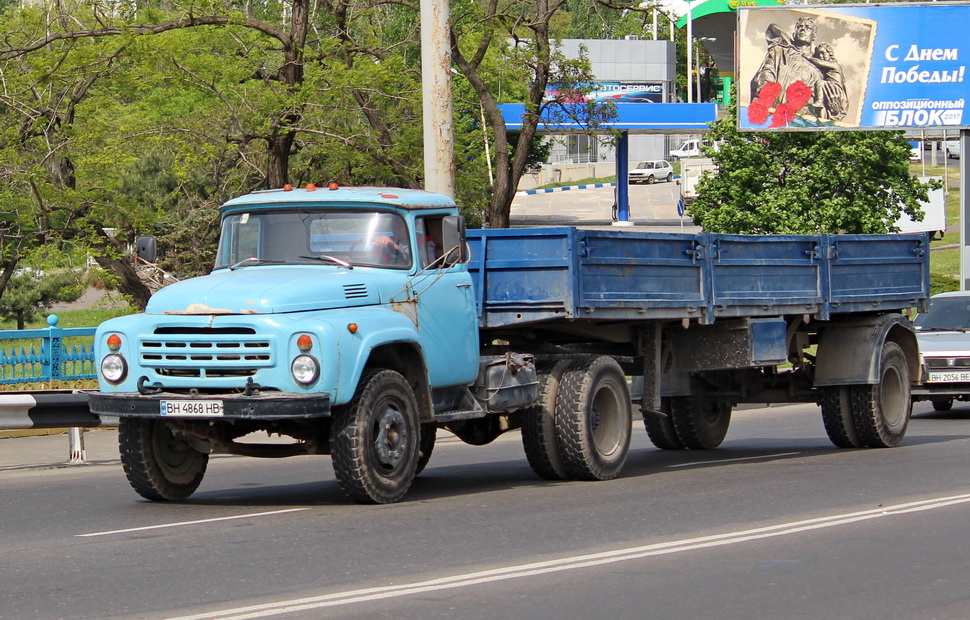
[537,175,616,190]
[0,306,134,332]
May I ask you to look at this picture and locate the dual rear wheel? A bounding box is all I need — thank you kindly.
[643,395,731,451]
[820,341,911,449]
[522,356,632,481]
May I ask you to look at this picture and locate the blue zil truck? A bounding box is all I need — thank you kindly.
[88,185,930,503]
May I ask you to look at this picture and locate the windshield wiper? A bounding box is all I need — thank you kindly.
[298,255,354,269]
[227,257,284,271]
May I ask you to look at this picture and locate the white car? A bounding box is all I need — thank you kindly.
[913,291,970,411]
[669,139,718,160]
[628,160,674,184]
[943,140,961,159]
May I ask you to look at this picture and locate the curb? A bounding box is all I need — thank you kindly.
[518,182,617,196]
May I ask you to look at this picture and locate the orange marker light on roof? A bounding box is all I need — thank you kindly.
[297,334,313,351]
[107,334,122,351]
[283,184,293,191]
[306,183,316,191]
[328,182,339,190]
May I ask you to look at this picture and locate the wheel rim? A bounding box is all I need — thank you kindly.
[880,364,906,428]
[372,401,410,473]
[151,424,202,483]
[702,402,726,427]
[590,385,623,456]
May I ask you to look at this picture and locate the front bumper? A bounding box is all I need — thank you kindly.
[912,386,970,400]
[88,391,331,420]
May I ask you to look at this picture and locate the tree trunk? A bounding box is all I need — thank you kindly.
[0,261,18,300]
[93,253,152,311]
[91,228,152,310]
[267,133,295,188]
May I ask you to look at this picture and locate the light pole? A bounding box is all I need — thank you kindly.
[696,37,715,103]
[685,0,694,103]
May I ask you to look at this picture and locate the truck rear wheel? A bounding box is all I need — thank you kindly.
[643,397,685,450]
[555,356,632,480]
[849,341,911,448]
[330,368,420,503]
[932,397,954,412]
[522,359,573,480]
[820,386,863,448]
[119,418,209,501]
[669,395,731,449]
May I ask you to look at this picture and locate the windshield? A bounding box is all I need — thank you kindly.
[914,296,970,330]
[214,209,413,270]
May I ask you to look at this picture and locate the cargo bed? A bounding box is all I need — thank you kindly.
[466,228,929,328]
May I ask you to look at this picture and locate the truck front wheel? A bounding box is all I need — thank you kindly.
[669,395,731,449]
[331,369,420,503]
[849,341,911,448]
[415,423,436,476]
[555,356,632,480]
[119,418,209,501]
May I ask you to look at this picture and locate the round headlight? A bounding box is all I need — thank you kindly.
[291,355,320,385]
[101,354,128,384]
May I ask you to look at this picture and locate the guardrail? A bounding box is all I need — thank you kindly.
[0,315,110,463]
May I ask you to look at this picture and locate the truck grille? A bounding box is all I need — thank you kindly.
[141,327,273,378]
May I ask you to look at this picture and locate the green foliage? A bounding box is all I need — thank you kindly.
[688,101,939,234]
[0,250,88,329]
[931,273,960,296]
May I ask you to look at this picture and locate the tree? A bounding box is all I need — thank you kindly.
[0,256,86,329]
[450,0,619,228]
[0,0,435,299]
[687,102,937,234]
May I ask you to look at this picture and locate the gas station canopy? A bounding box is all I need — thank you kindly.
[498,102,717,134]
[676,0,785,79]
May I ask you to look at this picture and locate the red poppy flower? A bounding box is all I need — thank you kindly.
[757,81,782,106]
[786,81,812,110]
[769,103,795,127]
[747,100,770,125]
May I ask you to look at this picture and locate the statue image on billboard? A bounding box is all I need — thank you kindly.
[739,8,876,130]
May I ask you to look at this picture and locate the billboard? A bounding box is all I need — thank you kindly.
[738,3,970,131]
[545,82,665,103]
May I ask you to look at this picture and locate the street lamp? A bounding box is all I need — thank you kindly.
[696,37,716,103]
[685,0,695,103]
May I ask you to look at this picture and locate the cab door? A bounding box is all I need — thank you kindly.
[411,214,479,388]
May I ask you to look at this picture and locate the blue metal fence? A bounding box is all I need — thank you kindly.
[0,315,97,385]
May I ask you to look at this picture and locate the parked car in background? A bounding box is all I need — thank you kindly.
[669,138,718,160]
[913,291,970,411]
[628,160,674,184]
[943,140,961,159]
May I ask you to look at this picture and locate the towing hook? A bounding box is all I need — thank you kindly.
[137,376,163,395]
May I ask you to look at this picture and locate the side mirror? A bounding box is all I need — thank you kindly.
[441,215,468,265]
[136,235,157,263]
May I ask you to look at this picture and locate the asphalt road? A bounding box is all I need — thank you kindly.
[4,400,970,619]
[509,178,698,231]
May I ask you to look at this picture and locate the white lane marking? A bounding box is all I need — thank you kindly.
[168,493,970,620]
[77,508,309,538]
[668,452,802,468]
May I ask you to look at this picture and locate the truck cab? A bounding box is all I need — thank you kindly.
[90,185,481,503]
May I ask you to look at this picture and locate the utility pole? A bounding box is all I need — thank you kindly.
[420,0,455,198]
